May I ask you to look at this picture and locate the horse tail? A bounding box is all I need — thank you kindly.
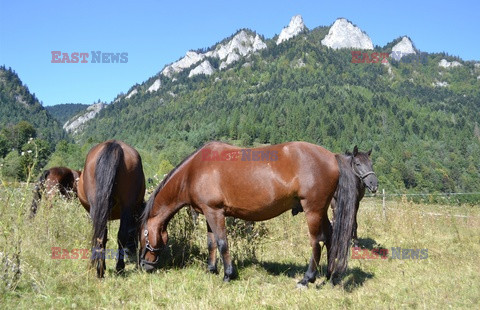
[328,155,358,281]
[29,169,50,218]
[90,141,123,269]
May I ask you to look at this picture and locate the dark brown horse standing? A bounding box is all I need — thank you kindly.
[77,140,145,278]
[293,146,378,246]
[331,146,377,246]
[30,167,81,218]
[139,141,363,286]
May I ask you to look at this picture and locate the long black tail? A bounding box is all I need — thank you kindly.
[29,170,50,218]
[328,155,358,281]
[91,141,123,271]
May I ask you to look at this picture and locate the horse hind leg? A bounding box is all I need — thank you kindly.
[202,206,237,282]
[298,200,331,288]
[93,226,108,278]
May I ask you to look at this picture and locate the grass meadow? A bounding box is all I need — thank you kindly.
[1,181,479,309]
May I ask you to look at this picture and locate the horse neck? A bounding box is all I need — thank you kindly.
[152,164,191,227]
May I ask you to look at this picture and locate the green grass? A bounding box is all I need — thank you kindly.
[1,182,479,309]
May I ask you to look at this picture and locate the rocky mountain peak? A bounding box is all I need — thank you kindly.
[276,15,306,45]
[206,30,267,69]
[160,30,267,79]
[390,36,416,60]
[321,18,373,50]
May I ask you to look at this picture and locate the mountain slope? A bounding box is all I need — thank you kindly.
[46,103,89,124]
[0,66,67,146]
[63,102,106,134]
[76,17,480,193]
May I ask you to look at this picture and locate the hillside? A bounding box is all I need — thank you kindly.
[73,17,480,193]
[45,103,89,125]
[0,66,67,146]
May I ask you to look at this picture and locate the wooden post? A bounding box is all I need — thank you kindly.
[382,188,386,220]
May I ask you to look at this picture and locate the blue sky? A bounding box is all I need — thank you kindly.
[0,0,478,107]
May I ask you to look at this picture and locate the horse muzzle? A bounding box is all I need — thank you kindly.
[139,244,161,272]
[368,185,378,194]
[139,256,160,272]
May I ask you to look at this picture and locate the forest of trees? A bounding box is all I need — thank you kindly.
[1,28,479,199]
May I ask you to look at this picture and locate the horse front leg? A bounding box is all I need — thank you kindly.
[352,202,360,247]
[203,207,237,282]
[116,209,136,273]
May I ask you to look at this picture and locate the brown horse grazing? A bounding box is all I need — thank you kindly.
[77,140,145,278]
[29,167,81,218]
[139,141,361,286]
[292,146,378,247]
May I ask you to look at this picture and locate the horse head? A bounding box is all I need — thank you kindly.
[139,196,167,272]
[350,146,378,193]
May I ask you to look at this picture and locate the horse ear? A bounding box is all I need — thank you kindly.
[367,149,372,156]
[353,145,358,156]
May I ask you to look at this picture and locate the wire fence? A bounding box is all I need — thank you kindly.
[362,189,480,219]
[364,192,480,197]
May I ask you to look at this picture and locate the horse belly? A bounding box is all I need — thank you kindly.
[223,195,298,222]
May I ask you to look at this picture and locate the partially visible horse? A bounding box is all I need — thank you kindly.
[139,141,371,286]
[77,140,145,278]
[331,146,377,246]
[293,146,378,246]
[29,167,81,218]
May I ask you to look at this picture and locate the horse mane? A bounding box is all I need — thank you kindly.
[337,152,362,188]
[141,144,210,226]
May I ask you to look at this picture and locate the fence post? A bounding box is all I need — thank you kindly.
[382,188,386,220]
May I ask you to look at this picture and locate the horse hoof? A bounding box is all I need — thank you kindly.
[223,273,237,282]
[330,275,341,286]
[296,281,308,289]
[207,266,218,274]
[116,260,125,273]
